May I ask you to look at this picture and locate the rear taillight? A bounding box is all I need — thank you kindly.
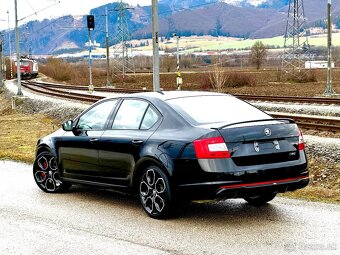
[298,129,305,150]
[194,136,230,159]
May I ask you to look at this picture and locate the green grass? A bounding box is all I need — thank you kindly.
[132,34,339,53]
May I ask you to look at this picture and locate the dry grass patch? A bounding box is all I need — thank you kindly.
[282,156,339,204]
[282,187,340,204]
[0,95,58,163]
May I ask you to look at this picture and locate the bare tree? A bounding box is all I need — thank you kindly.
[332,46,340,67]
[250,41,267,69]
[161,55,176,72]
[209,60,228,92]
[181,56,193,69]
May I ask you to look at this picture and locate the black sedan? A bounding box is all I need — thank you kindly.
[33,91,309,218]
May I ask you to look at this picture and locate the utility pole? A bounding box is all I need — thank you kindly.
[173,33,182,90]
[152,0,160,91]
[7,10,13,79]
[14,0,23,96]
[105,7,111,87]
[324,0,335,96]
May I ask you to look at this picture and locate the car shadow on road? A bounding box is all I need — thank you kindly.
[66,184,284,224]
[178,200,283,224]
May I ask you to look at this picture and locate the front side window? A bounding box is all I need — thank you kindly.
[77,100,118,130]
[112,100,150,130]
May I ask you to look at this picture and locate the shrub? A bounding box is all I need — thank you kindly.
[207,68,256,91]
[209,66,228,92]
[40,58,74,82]
[286,70,318,83]
[225,72,256,87]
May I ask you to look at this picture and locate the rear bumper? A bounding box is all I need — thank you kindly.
[216,174,309,198]
[177,174,309,200]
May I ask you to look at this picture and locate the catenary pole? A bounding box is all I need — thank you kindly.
[7,11,13,79]
[324,0,335,95]
[105,7,111,87]
[152,0,160,91]
[14,0,23,96]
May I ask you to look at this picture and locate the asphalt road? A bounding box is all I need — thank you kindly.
[0,160,339,255]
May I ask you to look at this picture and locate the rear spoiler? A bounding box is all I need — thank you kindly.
[213,118,296,130]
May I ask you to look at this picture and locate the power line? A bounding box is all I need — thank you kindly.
[24,0,37,13]
[139,0,221,19]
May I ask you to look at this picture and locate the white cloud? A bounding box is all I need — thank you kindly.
[223,0,267,6]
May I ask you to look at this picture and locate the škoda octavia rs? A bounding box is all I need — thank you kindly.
[33,91,309,218]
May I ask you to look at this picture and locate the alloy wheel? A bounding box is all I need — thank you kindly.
[33,152,70,193]
[139,166,171,218]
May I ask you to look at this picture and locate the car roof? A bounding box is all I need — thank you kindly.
[119,91,232,101]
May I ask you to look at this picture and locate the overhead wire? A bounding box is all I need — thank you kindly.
[138,0,221,19]
[24,0,37,13]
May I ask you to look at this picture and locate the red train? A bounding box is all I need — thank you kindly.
[13,58,39,79]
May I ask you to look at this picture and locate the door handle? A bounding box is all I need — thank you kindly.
[89,138,99,144]
[132,140,144,146]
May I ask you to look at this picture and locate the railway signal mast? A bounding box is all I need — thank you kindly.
[87,14,95,93]
[281,0,311,81]
[324,0,336,96]
[173,33,182,90]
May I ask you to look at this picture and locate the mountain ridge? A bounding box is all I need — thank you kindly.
[1,0,338,54]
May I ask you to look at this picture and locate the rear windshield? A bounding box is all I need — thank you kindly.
[166,95,270,126]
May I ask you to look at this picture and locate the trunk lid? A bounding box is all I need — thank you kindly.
[216,119,301,166]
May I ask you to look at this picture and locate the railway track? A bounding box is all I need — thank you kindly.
[21,80,340,133]
[26,81,340,105]
[21,81,102,103]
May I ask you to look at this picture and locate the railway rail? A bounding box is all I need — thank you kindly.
[233,94,340,105]
[21,80,340,133]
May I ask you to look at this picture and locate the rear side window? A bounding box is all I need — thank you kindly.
[112,100,148,130]
[166,95,270,126]
[141,106,159,130]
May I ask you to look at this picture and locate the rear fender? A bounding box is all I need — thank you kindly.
[131,140,188,190]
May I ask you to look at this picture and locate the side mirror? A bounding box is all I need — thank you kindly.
[62,120,74,131]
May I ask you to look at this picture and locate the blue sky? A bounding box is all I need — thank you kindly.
[0,0,150,30]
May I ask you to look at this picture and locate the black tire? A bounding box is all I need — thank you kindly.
[138,165,174,219]
[244,193,277,206]
[33,151,71,193]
